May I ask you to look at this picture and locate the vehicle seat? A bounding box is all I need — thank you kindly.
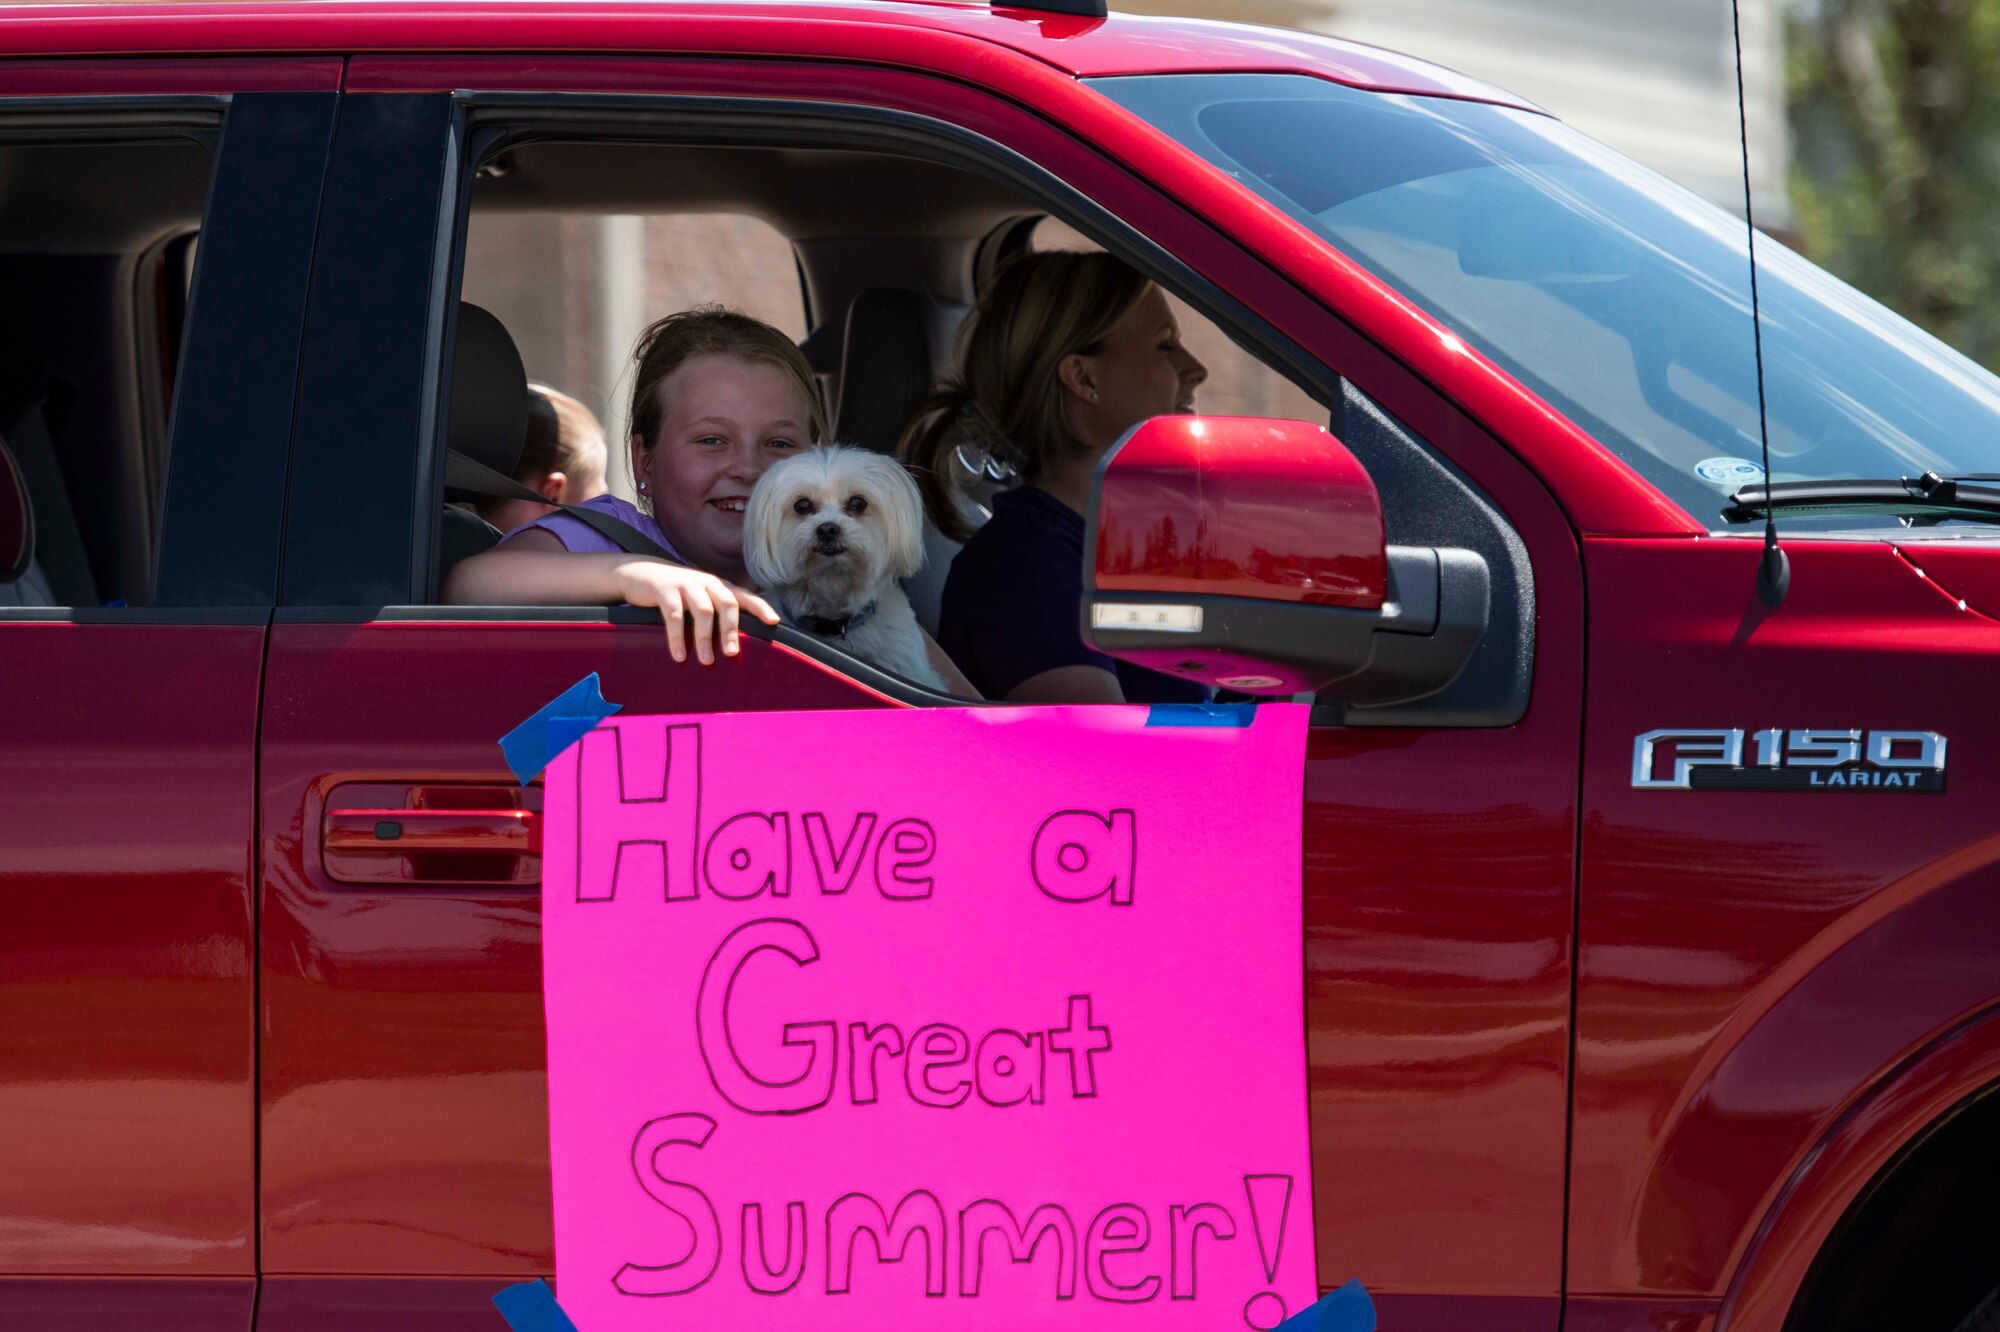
[0,428,55,607]
[834,288,966,456]
[831,287,984,636]
[439,302,531,585]
[0,371,93,606]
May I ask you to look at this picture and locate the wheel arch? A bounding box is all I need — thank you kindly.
[1718,1011,2000,1332]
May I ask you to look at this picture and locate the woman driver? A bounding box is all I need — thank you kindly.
[902,251,1208,704]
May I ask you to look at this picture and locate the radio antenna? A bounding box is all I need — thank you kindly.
[1732,0,1789,607]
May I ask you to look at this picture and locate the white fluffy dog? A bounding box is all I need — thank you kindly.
[744,445,944,690]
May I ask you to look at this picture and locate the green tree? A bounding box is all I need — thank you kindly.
[1787,0,2000,366]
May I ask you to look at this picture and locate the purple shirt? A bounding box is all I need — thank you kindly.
[502,493,688,562]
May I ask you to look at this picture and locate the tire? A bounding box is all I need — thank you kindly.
[1957,1284,2000,1332]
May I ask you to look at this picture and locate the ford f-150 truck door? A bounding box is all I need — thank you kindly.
[252,35,1582,1332]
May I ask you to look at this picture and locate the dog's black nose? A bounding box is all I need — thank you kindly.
[815,521,842,541]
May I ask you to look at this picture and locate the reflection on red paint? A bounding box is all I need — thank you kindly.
[1095,415,1387,609]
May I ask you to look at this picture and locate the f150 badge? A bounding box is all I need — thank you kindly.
[1632,729,1947,792]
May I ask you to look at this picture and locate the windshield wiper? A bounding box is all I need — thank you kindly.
[1724,471,2000,526]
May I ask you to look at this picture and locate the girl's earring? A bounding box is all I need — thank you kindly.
[1090,390,1100,403]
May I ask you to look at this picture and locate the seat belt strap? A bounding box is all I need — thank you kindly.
[444,450,677,562]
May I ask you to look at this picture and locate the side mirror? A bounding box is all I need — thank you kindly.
[1084,415,1489,703]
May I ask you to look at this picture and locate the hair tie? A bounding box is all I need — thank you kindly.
[953,397,1019,482]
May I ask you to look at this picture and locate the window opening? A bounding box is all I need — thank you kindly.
[425,110,1522,720]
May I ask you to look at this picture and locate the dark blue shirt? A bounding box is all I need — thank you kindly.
[939,486,1210,704]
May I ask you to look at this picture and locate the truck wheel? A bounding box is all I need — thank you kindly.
[1957,1285,2000,1332]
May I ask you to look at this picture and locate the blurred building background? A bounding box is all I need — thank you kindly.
[471,0,2000,467]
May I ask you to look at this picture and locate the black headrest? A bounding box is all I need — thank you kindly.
[0,432,30,586]
[447,302,529,482]
[835,289,966,455]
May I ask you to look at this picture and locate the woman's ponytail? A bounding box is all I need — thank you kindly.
[898,383,985,544]
[897,251,1150,543]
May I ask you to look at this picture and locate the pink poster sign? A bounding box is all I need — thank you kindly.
[541,704,1314,1330]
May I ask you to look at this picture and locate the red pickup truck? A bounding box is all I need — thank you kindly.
[3,3,1997,1331]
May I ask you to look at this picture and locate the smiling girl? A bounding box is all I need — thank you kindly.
[447,307,972,694]
[444,307,818,664]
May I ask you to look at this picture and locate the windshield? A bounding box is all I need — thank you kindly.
[1097,72,2000,532]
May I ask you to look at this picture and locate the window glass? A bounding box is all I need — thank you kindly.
[1099,71,2000,533]
[0,137,213,608]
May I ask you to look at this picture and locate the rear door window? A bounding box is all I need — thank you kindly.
[0,133,211,608]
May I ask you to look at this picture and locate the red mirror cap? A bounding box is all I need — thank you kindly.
[1092,415,1386,610]
[0,436,30,586]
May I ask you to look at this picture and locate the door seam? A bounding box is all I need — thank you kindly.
[1556,533,1591,1332]
[252,55,349,1331]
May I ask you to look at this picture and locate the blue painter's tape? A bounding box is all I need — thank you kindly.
[1144,701,1257,728]
[491,1278,580,1332]
[1276,1278,1377,1331]
[499,672,622,784]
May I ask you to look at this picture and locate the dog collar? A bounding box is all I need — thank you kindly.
[797,601,877,640]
